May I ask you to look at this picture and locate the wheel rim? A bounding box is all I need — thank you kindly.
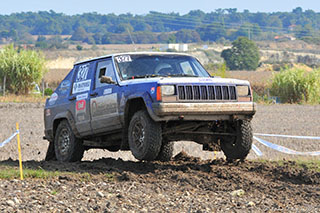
[132,118,145,151]
[58,128,70,155]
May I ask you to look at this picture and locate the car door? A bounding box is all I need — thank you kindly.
[69,62,95,137]
[90,58,121,134]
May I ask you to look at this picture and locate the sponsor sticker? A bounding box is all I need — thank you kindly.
[76,100,86,111]
[76,93,88,101]
[103,88,112,95]
[72,80,91,94]
[115,55,132,63]
[199,78,214,82]
[45,109,51,117]
[150,87,155,94]
[59,80,71,94]
[48,93,58,105]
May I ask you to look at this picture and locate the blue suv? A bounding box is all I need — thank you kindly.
[44,52,256,162]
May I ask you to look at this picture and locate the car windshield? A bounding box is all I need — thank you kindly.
[114,54,210,80]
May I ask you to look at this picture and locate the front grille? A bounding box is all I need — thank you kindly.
[177,85,237,101]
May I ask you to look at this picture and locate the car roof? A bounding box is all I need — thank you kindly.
[74,52,192,65]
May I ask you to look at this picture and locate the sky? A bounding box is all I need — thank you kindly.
[0,0,319,15]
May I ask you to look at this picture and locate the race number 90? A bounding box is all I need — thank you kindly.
[76,64,90,82]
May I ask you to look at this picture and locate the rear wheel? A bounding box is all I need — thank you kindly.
[156,141,173,162]
[128,110,162,161]
[54,120,84,162]
[220,120,252,160]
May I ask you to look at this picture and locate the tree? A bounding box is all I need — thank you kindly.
[221,37,260,70]
[175,29,201,43]
[70,27,88,41]
[197,22,226,42]
[0,44,47,94]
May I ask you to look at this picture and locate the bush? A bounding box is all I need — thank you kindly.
[270,68,320,104]
[204,63,227,77]
[44,88,53,96]
[221,37,260,70]
[0,44,47,95]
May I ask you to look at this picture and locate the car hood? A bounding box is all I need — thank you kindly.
[120,77,250,86]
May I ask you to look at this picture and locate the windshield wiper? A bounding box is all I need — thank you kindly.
[129,74,162,79]
[168,73,198,77]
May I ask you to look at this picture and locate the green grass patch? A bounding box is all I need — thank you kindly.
[256,159,320,172]
[0,167,62,179]
[0,166,117,181]
[293,159,320,172]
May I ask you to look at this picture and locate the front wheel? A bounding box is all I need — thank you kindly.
[128,110,162,161]
[54,120,84,162]
[220,120,252,160]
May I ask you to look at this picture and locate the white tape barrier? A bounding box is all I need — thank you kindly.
[0,131,19,148]
[253,136,320,156]
[252,144,263,157]
[254,133,320,140]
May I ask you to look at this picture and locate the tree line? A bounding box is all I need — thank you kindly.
[1,7,320,46]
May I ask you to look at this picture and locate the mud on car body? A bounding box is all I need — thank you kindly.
[44,52,256,162]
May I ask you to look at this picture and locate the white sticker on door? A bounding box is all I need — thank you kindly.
[72,80,91,94]
[103,88,112,95]
[76,93,88,101]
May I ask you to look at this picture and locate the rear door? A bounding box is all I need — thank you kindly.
[69,62,95,136]
[90,58,122,134]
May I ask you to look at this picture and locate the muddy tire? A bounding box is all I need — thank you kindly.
[128,110,162,161]
[156,142,173,162]
[45,141,56,161]
[220,120,252,160]
[54,120,84,162]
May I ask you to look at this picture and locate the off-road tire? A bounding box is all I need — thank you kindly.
[54,120,84,162]
[156,142,173,162]
[45,141,56,161]
[220,120,252,160]
[128,110,162,161]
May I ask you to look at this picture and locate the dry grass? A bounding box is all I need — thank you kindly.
[0,94,47,103]
[44,69,70,85]
[226,71,273,85]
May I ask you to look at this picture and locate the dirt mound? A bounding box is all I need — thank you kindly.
[1,152,319,212]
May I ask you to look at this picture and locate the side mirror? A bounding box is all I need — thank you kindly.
[100,76,116,84]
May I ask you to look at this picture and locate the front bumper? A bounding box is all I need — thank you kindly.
[150,102,256,121]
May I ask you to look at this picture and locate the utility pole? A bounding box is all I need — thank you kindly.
[248,27,251,40]
[127,28,137,51]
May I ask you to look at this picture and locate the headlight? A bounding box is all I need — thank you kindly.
[161,85,175,96]
[237,85,250,96]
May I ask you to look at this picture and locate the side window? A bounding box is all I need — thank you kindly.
[95,59,116,88]
[180,61,195,75]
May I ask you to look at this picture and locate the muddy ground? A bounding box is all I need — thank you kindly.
[0,154,319,212]
[0,103,320,212]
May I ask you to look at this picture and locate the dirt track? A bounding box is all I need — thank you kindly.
[1,103,320,161]
[0,153,319,212]
[0,103,320,212]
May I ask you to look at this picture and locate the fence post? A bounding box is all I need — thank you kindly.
[16,123,24,180]
[3,75,6,96]
[42,79,45,97]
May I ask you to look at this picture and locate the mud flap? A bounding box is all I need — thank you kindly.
[45,141,57,161]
